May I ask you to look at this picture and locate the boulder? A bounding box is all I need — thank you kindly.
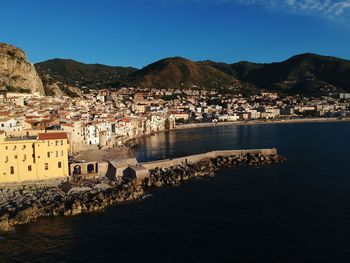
[0,213,11,232]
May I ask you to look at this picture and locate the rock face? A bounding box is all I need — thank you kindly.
[0,43,44,95]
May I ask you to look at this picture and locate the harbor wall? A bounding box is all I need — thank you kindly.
[141,148,277,170]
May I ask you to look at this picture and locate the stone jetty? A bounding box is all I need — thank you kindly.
[0,149,285,232]
[144,152,285,188]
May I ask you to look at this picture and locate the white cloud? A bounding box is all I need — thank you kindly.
[231,0,350,21]
[155,0,350,23]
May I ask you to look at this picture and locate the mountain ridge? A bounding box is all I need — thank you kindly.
[30,53,350,96]
[35,58,138,96]
[2,42,350,97]
[204,53,350,95]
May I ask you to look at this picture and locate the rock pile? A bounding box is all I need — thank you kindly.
[212,153,286,168]
[0,181,143,232]
[144,159,217,188]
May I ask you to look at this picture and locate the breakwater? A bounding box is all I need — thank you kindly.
[141,148,277,170]
[143,150,284,188]
[0,148,284,232]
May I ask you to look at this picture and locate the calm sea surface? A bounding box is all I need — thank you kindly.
[1,122,350,263]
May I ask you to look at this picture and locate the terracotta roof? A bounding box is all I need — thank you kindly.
[24,120,38,125]
[117,118,130,123]
[38,132,68,140]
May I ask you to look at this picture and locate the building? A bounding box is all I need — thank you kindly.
[0,118,22,132]
[0,132,69,184]
[170,112,190,121]
[339,93,350,99]
[0,96,24,106]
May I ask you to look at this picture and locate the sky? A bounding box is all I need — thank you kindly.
[0,0,350,68]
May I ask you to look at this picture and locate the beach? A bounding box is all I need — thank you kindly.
[175,117,350,130]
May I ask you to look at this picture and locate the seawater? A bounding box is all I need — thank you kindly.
[1,122,350,263]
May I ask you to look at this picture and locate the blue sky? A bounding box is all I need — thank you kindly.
[0,0,349,68]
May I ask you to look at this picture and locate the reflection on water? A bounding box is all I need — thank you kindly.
[1,122,350,263]
[133,123,289,162]
[0,217,76,262]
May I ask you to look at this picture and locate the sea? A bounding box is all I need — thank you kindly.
[1,122,350,263]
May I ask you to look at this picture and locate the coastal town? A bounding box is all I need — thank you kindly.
[0,88,350,184]
[2,1,350,261]
[0,87,348,232]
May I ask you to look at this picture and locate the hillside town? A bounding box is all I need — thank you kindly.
[0,88,350,184]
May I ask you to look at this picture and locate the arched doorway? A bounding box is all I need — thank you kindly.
[73,165,81,175]
[87,164,95,173]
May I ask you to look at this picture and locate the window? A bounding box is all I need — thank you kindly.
[55,140,58,146]
[47,141,50,146]
[45,163,49,170]
[23,154,26,161]
[13,145,16,150]
[10,166,14,174]
[47,152,50,158]
[56,151,58,157]
[5,156,8,162]
[61,150,64,156]
[23,145,26,149]
[14,155,18,159]
[28,165,32,171]
[58,162,62,168]
[61,140,63,146]
[5,146,8,150]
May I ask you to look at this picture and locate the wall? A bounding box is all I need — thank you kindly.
[69,161,109,177]
[141,148,277,170]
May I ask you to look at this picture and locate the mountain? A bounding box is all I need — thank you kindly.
[209,53,350,95]
[126,57,241,91]
[0,43,44,94]
[3,41,349,97]
[35,59,138,96]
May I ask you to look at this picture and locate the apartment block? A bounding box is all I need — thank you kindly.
[0,132,69,184]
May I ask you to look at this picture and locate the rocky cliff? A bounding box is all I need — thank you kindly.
[0,43,44,95]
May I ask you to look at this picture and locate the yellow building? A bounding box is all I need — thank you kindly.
[0,132,69,184]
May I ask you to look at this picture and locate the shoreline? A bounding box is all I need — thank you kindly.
[0,150,284,233]
[175,117,350,130]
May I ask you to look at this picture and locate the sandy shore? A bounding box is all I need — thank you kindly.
[74,145,132,162]
[175,117,350,130]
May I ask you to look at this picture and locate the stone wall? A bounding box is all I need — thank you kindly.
[69,162,109,178]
